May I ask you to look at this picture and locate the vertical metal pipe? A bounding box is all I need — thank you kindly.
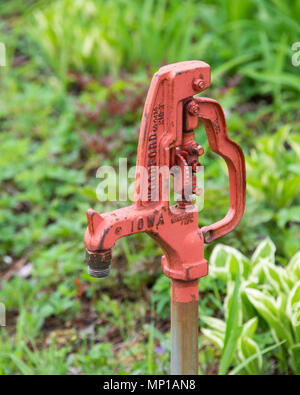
[171,279,199,375]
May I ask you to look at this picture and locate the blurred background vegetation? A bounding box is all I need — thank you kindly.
[0,0,299,374]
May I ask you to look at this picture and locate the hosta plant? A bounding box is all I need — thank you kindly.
[203,238,300,374]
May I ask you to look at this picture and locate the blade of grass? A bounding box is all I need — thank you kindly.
[147,323,155,374]
[219,326,243,375]
[241,70,300,93]
[218,273,241,375]
[229,340,286,375]
[212,52,257,81]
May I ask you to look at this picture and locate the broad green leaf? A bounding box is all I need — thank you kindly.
[229,341,286,376]
[241,317,258,339]
[277,206,300,229]
[289,344,300,374]
[210,244,249,282]
[248,261,266,284]
[245,288,294,347]
[224,282,243,324]
[251,238,276,266]
[240,282,260,319]
[246,288,277,316]
[201,316,226,334]
[238,337,262,375]
[287,252,300,280]
[202,328,224,350]
[263,261,290,294]
[224,277,241,328]
[228,253,242,281]
[277,293,288,314]
[219,274,242,375]
[209,244,230,281]
[287,281,300,342]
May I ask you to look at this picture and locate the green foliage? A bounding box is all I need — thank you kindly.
[246,127,300,259]
[23,0,204,82]
[206,239,300,374]
[3,0,300,100]
[218,272,242,375]
[0,0,299,375]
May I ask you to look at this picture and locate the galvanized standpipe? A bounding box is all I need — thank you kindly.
[171,279,199,375]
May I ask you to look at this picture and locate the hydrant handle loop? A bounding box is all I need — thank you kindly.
[194,97,246,243]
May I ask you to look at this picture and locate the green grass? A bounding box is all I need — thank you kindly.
[0,0,299,375]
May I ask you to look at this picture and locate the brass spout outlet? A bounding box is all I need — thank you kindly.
[86,248,112,278]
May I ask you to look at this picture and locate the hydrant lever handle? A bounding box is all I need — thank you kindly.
[194,97,246,243]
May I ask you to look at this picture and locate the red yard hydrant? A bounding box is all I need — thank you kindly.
[84,61,246,375]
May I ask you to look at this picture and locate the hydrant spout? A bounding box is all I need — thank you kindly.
[85,204,162,252]
[84,204,165,277]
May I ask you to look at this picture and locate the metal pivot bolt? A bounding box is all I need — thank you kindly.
[189,141,204,156]
[192,78,206,91]
[187,100,200,116]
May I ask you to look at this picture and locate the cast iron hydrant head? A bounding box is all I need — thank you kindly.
[84,61,246,300]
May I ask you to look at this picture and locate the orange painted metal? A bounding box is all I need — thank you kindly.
[84,61,246,304]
